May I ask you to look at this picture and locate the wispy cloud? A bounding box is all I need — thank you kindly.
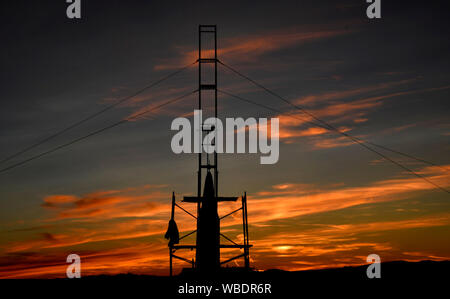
[246,165,450,224]
[249,213,450,271]
[41,185,169,220]
[275,83,450,148]
[1,164,449,277]
[0,242,172,278]
[154,24,358,70]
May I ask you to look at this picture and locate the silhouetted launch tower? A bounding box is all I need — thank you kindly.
[165,25,251,275]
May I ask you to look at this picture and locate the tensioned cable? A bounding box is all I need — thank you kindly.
[0,89,198,174]
[218,88,446,170]
[218,88,449,194]
[0,60,197,165]
[217,60,445,171]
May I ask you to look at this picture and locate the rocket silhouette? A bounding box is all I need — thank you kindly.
[195,171,220,270]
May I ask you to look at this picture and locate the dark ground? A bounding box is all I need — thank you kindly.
[1,260,448,297]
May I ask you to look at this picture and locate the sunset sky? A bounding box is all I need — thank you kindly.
[0,0,449,278]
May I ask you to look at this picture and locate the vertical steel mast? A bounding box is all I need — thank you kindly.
[195,24,219,270]
[197,24,218,201]
[167,26,251,275]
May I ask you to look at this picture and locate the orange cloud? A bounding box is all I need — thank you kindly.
[0,242,173,279]
[42,185,169,220]
[2,185,200,255]
[41,195,78,208]
[247,212,450,271]
[2,165,448,278]
[221,206,450,270]
[274,84,450,148]
[245,165,450,224]
[154,24,357,70]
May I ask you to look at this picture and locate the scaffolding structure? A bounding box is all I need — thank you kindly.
[166,25,251,276]
[168,191,250,276]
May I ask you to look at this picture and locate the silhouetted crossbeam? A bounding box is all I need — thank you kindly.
[172,244,252,249]
[183,196,238,202]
